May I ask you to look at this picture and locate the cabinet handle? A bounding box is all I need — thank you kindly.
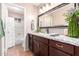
[56,44,63,48]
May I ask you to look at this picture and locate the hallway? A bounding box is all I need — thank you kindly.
[5,44,33,56]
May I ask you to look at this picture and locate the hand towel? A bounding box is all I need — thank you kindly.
[0,18,5,39]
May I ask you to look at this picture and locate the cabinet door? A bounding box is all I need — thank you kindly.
[49,47,70,56]
[39,42,48,56]
[75,46,79,56]
[49,47,55,56]
[33,40,39,56]
[28,34,33,51]
[54,49,70,56]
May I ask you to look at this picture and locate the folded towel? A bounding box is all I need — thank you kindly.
[0,18,5,39]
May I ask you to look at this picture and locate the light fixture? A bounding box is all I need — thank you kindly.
[48,3,51,6]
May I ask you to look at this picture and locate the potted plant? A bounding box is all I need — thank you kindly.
[36,27,41,32]
[65,8,79,38]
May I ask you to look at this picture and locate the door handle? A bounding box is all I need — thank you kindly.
[56,44,63,48]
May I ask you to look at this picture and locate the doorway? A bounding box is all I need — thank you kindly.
[4,4,24,55]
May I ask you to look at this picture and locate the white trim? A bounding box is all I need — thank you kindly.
[6,3,24,10]
[1,3,8,56]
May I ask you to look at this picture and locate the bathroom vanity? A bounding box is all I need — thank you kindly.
[28,3,79,56]
[28,32,79,56]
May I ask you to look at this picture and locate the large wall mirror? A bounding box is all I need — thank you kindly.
[38,3,76,34]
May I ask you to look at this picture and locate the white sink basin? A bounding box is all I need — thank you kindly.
[50,34,60,37]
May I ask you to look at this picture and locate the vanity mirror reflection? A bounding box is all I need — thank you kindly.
[38,3,76,35]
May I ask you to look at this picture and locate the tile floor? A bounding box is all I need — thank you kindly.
[5,44,33,56]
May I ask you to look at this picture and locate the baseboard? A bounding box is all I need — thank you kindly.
[3,48,8,56]
[23,47,29,51]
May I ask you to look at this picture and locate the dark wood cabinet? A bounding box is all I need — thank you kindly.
[38,37,48,45]
[49,47,55,56]
[49,40,74,55]
[75,46,79,56]
[49,47,70,56]
[32,35,49,56]
[33,39,39,55]
[54,48,70,56]
[39,42,48,56]
[28,34,33,51]
[28,34,79,56]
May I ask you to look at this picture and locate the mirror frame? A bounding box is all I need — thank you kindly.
[37,3,77,28]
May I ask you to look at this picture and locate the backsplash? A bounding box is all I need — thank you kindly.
[40,28,68,35]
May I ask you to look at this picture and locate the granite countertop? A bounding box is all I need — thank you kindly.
[28,32,79,46]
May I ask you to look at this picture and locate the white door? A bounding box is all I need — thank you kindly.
[5,17,15,49]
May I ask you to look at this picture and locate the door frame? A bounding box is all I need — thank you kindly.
[1,3,25,55]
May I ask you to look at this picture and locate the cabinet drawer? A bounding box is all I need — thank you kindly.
[33,35,48,45]
[32,35,38,40]
[38,37,48,45]
[49,40,74,55]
